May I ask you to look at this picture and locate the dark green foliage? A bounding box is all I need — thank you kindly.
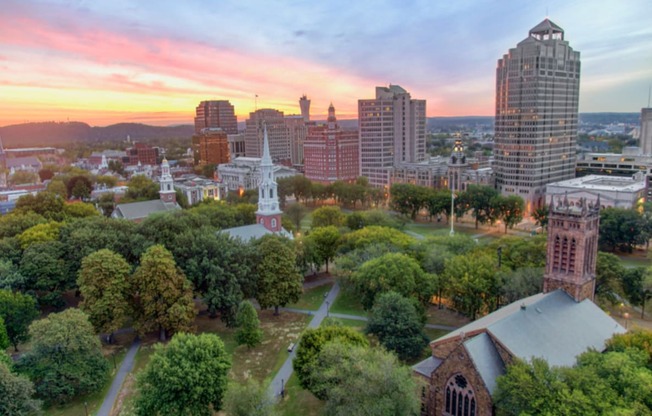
[311,206,345,228]
[0,316,9,351]
[390,183,429,219]
[66,175,93,200]
[19,241,69,307]
[16,309,109,405]
[124,175,159,201]
[500,267,544,304]
[0,362,42,416]
[134,333,231,416]
[365,292,428,361]
[0,290,39,351]
[599,207,648,252]
[235,301,263,348]
[0,258,26,291]
[532,205,549,229]
[338,225,415,254]
[293,325,369,395]
[13,192,66,221]
[493,194,525,233]
[457,184,500,229]
[284,203,307,232]
[444,252,502,319]
[224,379,277,416]
[595,252,625,304]
[0,213,47,239]
[304,225,341,272]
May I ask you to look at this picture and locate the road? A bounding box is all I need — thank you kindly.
[97,338,141,416]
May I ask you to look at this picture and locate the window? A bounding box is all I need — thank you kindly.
[271,218,277,228]
[444,374,475,416]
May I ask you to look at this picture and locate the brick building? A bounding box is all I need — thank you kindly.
[192,128,230,167]
[194,100,238,134]
[126,143,158,166]
[414,196,625,415]
[304,104,359,184]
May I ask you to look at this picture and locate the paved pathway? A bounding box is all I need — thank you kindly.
[268,281,341,399]
[97,338,141,416]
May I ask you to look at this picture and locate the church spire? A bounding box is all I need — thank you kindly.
[256,124,282,232]
[261,122,272,166]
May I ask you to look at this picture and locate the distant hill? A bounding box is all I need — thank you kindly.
[0,122,195,148]
[579,113,639,125]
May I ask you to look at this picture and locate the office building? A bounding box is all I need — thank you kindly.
[299,94,311,122]
[244,109,291,164]
[358,85,426,187]
[304,104,359,184]
[640,108,652,155]
[192,128,230,166]
[194,100,238,134]
[494,19,581,213]
[285,115,307,168]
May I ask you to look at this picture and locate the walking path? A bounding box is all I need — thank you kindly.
[97,338,141,416]
[268,281,341,399]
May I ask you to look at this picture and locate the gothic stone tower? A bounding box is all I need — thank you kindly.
[543,195,600,302]
[256,124,283,232]
[447,139,467,193]
[159,158,176,203]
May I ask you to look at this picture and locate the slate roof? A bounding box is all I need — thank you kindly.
[413,356,443,378]
[112,199,180,221]
[464,333,505,395]
[221,223,293,241]
[6,156,42,169]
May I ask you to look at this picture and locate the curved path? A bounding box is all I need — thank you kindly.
[97,338,141,416]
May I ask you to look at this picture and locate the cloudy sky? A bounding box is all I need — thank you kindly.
[1,0,651,126]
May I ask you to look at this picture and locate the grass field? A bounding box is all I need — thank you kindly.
[287,282,334,311]
[329,286,368,317]
[276,374,324,416]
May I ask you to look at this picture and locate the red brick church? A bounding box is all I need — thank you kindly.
[414,195,625,416]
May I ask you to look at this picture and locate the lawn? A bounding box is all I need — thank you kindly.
[276,374,324,416]
[617,252,651,269]
[45,349,127,416]
[425,305,470,328]
[329,285,368,317]
[287,282,333,311]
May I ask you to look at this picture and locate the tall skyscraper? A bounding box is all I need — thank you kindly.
[304,103,359,184]
[299,94,311,122]
[640,108,652,155]
[358,85,426,187]
[194,100,238,134]
[244,109,291,164]
[192,128,230,167]
[284,115,307,168]
[494,19,581,213]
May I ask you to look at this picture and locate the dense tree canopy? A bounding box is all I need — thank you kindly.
[0,362,41,416]
[0,290,38,351]
[134,333,231,416]
[305,225,341,272]
[223,379,277,416]
[311,206,345,228]
[599,207,648,252]
[235,300,263,348]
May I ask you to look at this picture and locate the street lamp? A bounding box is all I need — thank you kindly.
[623,312,630,329]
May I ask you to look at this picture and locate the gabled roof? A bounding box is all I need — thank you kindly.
[220,223,293,241]
[530,18,564,35]
[464,333,505,395]
[112,199,180,221]
[434,290,625,367]
[413,356,443,378]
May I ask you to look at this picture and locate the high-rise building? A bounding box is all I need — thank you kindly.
[494,19,581,213]
[192,129,230,167]
[194,100,238,134]
[358,85,426,187]
[299,94,311,122]
[640,108,652,155]
[304,104,359,184]
[244,109,291,164]
[285,115,307,168]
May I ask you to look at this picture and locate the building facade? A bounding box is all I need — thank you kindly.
[126,143,158,166]
[285,115,308,168]
[299,94,311,122]
[194,100,238,134]
[358,85,426,187]
[304,104,359,184]
[192,128,230,167]
[494,19,581,214]
[244,109,291,164]
[546,174,646,209]
[448,139,468,192]
[640,108,652,155]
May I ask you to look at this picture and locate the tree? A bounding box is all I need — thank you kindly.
[0,212,47,239]
[351,252,435,310]
[8,171,38,186]
[38,168,54,182]
[494,195,524,233]
[461,185,500,229]
[134,333,231,416]
[304,342,420,415]
[46,179,68,199]
[339,225,415,254]
[14,192,66,221]
[390,183,429,219]
[77,249,132,338]
[19,241,69,307]
[366,292,429,361]
[284,202,306,232]
[16,309,109,405]
[97,193,116,217]
[63,202,99,218]
[305,225,341,272]
[596,252,625,304]
[0,317,9,351]
[66,175,93,200]
[235,300,263,348]
[132,245,196,341]
[293,325,369,394]
[599,207,647,252]
[444,252,502,318]
[125,175,159,201]
[108,159,124,175]
[620,267,649,318]
[0,290,39,351]
[254,235,303,315]
[532,204,549,230]
[606,329,652,367]
[500,267,544,304]
[17,221,62,249]
[224,379,277,416]
[311,206,345,228]
[0,363,42,416]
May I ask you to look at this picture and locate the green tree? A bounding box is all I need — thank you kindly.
[224,379,276,416]
[0,290,39,351]
[494,195,525,233]
[16,309,109,405]
[599,207,647,252]
[77,249,132,338]
[108,160,124,175]
[390,183,429,219]
[311,205,345,228]
[8,171,39,186]
[17,221,62,249]
[0,362,42,416]
[132,245,196,341]
[304,342,420,415]
[95,174,117,188]
[620,267,649,318]
[444,252,502,318]
[235,300,263,348]
[284,202,306,232]
[0,212,47,239]
[66,175,93,200]
[63,202,99,218]
[460,184,500,229]
[19,241,69,307]
[134,333,231,416]
[125,175,159,201]
[500,267,544,304]
[365,292,429,361]
[596,252,625,304]
[97,193,116,217]
[351,252,435,310]
[254,235,303,315]
[0,316,9,351]
[305,225,341,272]
[14,192,66,221]
[339,225,415,254]
[46,179,68,199]
[532,204,549,230]
[293,325,369,394]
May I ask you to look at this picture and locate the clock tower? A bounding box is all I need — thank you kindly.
[256,124,283,232]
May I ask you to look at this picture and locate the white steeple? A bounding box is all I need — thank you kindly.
[256,124,282,231]
[159,158,176,203]
[100,154,108,169]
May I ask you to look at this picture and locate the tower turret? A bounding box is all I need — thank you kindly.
[159,158,176,203]
[447,139,467,192]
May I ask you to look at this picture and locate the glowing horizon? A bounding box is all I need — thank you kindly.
[1,1,650,127]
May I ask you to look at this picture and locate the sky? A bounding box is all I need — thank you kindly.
[1,0,651,127]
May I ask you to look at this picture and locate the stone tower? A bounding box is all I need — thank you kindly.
[159,158,176,203]
[256,124,283,232]
[543,195,600,302]
[447,139,467,193]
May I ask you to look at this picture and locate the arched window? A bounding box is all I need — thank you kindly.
[569,238,576,273]
[553,235,560,272]
[271,218,277,228]
[270,189,274,199]
[443,374,475,416]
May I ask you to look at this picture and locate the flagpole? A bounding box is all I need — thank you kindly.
[255,94,258,112]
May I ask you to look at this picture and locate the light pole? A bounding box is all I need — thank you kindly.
[450,191,455,236]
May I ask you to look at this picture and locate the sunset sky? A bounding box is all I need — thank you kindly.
[1,0,651,127]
